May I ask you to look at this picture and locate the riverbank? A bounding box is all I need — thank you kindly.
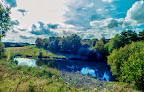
[0,60,140,92]
[3,46,142,92]
[5,45,65,59]
[5,45,105,62]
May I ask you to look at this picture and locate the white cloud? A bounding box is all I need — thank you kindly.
[102,0,115,3]
[2,0,144,43]
[9,0,67,29]
[90,18,124,29]
[125,0,144,26]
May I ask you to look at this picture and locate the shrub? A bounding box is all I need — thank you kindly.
[108,41,144,90]
[0,41,5,59]
[121,49,144,90]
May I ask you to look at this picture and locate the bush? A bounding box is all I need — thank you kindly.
[121,50,144,90]
[108,41,144,90]
[78,47,90,56]
[0,41,5,59]
[38,51,43,58]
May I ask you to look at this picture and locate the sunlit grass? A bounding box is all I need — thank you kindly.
[0,61,80,92]
[5,45,65,59]
[0,59,141,92]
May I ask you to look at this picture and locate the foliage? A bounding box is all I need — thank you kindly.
[138,30,144,36]
[35,38,43,48]
[0,41,5,59]
[35,34,82,54]
[77,47,90,56]
[3,42,31,47]
[105,30,138,55]
[94,37,107,58]
[38,51,43,58]
[88,39,98,47]
[108,41,144,90]
[0,3,11,39]
[121,49,144,90]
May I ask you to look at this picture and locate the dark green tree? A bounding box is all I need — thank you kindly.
[121,30,137,44]
[35,38,43,48]
[89,39,98,47]
[139,30,144,36]
[0,41,5,59]
[0,3,11,40]
[0,3,10,59]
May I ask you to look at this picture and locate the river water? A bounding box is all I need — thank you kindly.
[14,58,114,81]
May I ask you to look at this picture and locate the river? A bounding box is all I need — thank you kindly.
[14,57,114,81]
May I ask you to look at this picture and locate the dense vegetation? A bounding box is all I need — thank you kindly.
[35,30,144,59]
[0,41,5,59]
[0,3,10,38]
[108,41,144,90]
[35,34,82,54]
[3,42,32,47]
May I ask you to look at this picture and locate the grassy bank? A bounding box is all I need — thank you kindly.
[0,60,80,92]
[0,60,140,92]
[5,45,65,59]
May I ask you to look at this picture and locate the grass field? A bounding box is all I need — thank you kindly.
[5,45,65,59]
[0,60,82,92]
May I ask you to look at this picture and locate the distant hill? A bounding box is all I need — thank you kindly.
[3,42,35,47]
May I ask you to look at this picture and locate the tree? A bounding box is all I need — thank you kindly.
[0,3,10,59]
[35,38,43,48]
[38,51,43,58]
[89,39,98,47]
[121,50,144,90]
[108,41,144,90]
[121,30,137,44]
[60,34,81,53]
[139,30,144,36]
[94,38,106,57]
[0,41,5,59]
[104,30,138,55]
[0,3,11,40]
[104,34,123,54]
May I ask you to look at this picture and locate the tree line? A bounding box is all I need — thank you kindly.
[35,30,144,59]
[35,34,82,54]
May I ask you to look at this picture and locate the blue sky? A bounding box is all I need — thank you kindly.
[1,0,144,43]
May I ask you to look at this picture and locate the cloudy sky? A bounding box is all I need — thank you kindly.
[1,0,144,43]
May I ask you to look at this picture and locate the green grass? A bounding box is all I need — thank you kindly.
[5,45,65,59]
[0,60,140,92]
[0,60,81,92]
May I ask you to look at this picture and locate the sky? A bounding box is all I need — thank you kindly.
[1,0,144,43]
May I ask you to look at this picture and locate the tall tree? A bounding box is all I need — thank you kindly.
[0,3,11,40]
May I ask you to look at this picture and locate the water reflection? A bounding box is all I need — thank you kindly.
[80,67,110,81]
[56,60,113,81]
[14,58,113,81]
[14,58,37,67]
[80,67,96,76]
